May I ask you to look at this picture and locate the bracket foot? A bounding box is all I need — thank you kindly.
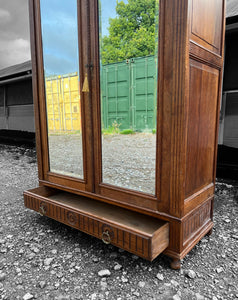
[170,258,181,270]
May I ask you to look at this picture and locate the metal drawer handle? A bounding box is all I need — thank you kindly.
[39,205,46,216]
[102,230,111,244]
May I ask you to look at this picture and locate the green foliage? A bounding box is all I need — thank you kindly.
[152,129,156,134]
[102,120,121,135]
[120,129,135,135]
[101,0,158,64]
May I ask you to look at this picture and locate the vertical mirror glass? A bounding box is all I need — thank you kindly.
[99,0,159,194]
[40,0,84,179]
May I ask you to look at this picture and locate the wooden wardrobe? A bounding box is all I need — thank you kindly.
[24,0,225,269]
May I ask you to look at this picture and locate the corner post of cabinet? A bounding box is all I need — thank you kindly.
[158,0,190,219]
[28,0,44,182]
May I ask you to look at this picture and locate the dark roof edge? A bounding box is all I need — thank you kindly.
[0,60,32,81]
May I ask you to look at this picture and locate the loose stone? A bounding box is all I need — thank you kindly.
[195,293,205,300]
[39,281,46,288]
[156,273,164,281]
[91,293,97,300]
[0,273,6,282]
[171,279,179,287]
[98,269,111,277]
[92,257,99,263]
[138,281,145,288]
[121,275,128,283]
[23,293,34,300]
[216,267,223,274]
[100,280,107,291]
[110,252,118,259]
[44,257,54,266]
[131,255,139,260]
[186,270,196,279]
[114,264,122,271]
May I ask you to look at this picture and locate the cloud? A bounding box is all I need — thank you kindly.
[0,9,11,23]
[40,1,79,75]
[0,38,31,68]
[0,0,30,69]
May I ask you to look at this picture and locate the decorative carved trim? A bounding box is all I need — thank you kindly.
[183,200,211,243]
[24,192,151,260]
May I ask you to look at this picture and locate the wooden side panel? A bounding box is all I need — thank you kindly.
[190,0,224,55]
[164,198,213,261]
[183,199,211,245]
[185,60,219,197]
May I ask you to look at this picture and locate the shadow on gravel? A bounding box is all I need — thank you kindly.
[33,212,171,270]
[0,129,35,148]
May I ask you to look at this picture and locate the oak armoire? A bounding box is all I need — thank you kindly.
[24,0,225,269]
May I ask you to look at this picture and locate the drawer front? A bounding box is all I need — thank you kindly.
[24,193,152,260]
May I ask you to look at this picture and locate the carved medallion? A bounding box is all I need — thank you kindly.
[66,211,77,226]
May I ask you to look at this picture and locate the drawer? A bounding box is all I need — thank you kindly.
[24,186,169,261]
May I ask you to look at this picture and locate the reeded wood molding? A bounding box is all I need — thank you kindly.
[33,0,51,180]
[24,193,150,260]
[183,200,211,244]
[159,0,189,218]
[24,189,169,261]
[28,0,43,180]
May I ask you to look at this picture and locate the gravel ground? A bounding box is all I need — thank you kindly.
[0,143,238,300]
[48,134,156,194]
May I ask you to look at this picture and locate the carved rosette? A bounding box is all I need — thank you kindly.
[66,211,77,226]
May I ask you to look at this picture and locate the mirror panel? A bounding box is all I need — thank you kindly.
[99,0,159,194]
[40,0,84,179]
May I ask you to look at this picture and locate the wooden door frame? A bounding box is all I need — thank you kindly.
[29,0,163,212]
[89,0,162,211]
[29,0,94,192]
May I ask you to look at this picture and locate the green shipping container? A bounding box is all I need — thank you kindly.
[101,55,157,132]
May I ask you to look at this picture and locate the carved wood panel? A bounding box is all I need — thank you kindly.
[190,0,224,55]
[185,59,219,197]
[183,200,211,244]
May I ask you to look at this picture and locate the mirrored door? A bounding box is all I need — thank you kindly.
[90,0,160,208]
[40,0,84,179]
[36,0,94,191]
[34,0,160,206]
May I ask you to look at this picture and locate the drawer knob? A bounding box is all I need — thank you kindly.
[39,205,46,216]
[102,230,111,244]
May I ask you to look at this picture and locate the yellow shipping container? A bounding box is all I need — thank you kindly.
[45,72,81,133]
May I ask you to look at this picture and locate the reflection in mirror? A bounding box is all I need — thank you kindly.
[99,0,159,194]
[40,0,84,179]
